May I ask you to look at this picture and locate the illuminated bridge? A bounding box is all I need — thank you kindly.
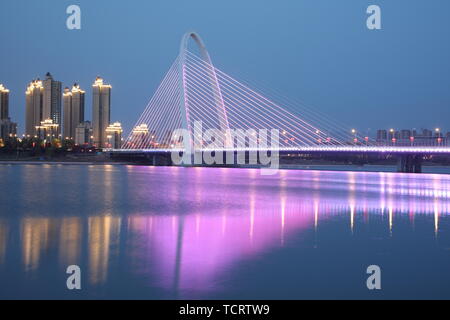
[110,32,450,173]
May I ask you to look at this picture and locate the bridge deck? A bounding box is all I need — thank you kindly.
[108,146,450,155]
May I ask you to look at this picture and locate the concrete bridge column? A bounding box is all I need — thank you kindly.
[397,154,422,173]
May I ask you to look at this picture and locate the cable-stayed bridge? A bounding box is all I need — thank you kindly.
[111,32,450,173]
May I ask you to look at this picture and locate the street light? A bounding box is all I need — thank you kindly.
[389,129,395,146]
[435,128,442,146]
[351,129,357,145]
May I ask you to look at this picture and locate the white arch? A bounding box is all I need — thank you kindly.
[178,32,231,148]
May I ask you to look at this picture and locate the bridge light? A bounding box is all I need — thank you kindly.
[351,129,356,134]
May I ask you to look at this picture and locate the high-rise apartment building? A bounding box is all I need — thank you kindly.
[43,73,62,134]
[0,83,17,141]
[25,79,44,137]
[63,84,85,140]
[0,84,9,120]
[92,77,111,148]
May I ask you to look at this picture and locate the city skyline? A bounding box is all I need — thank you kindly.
[1,1,450,137]
[1,74,121,148]
[1,75,450,141]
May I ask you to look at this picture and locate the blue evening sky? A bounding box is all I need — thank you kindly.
[0,0,449,136]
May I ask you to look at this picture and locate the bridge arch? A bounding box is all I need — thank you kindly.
[178,32,231,148]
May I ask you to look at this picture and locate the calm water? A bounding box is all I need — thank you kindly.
[0,164,450,299]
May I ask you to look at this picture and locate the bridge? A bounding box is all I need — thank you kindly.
[110,32,450,173]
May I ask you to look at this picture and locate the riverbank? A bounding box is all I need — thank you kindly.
[0,161,129,165]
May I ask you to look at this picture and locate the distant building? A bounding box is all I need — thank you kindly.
[376,129,387,143]
[105,122,123,149]
[63,84,85,140]
[36,118,59,140]
[0,119,17,142]
[376,127,447,146]
[0,84,17,142]
[446,132,450,144]
[92,77,111,148]
[400,129,411,140]
[25,79,44,137]
[75,121,93,146]
[43,73,62,137]
[422,129,433,137]
[130,124,150,148]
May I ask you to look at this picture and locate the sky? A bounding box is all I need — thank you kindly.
[1,0,449,137]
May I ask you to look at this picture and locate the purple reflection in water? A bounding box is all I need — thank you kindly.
[125,168,450,296]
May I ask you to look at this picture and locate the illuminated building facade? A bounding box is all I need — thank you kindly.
[0,84,17,142]
[0,84,9,120]
[42,73,62,137]
[35,118,59,140]
[105,122,122,149]
[130,124,150,148]
[63,84,85,140]
[92,77,111,148]
[25,79,44,137]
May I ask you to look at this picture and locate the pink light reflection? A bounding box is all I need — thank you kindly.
[125,167,450,296]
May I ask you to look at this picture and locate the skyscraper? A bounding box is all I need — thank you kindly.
[0,84,17,141]
[0,84,9,120]
[25,79,44,137]
[92,77,111,148]
[43,72,62,137]
[63,84,85,140]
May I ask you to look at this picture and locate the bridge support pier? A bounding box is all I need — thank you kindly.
[397,154,422,173]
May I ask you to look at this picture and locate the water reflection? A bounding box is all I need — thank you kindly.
[0,166,450,298]
[59,217,82,267]
[88,216,121,285]
[21,218,50,272]
[0,219,7,266]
